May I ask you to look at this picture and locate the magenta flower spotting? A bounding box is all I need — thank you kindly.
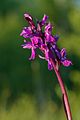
[20,13,72,120]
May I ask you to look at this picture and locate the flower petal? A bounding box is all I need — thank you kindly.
[52,46,61,59]
[48,60,53,70]
[54,35,59,42]
[60,48,66,58]
[45,22,52,34]
[21,42,32,49]
[24,13,35,29]
[29,48,36,60]
[45,49,49,60]
[61,60,72,67]
[45,33,55,43]
[40,14,48,26]
[31,36,39,45]
[24,13,33,21]
[20,27,32,38]
[45,23,55,43]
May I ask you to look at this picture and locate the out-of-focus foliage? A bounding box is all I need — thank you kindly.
[0,0,80,120]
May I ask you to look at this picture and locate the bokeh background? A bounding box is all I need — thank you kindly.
[0,0,80,120]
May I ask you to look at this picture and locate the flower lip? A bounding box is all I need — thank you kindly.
[61,60,72,67]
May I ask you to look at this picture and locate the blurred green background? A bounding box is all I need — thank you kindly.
[0,0,80,120]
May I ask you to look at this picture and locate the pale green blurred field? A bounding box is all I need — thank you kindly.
[0,0,80,120]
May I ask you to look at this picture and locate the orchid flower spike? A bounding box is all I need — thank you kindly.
[20,13,72,70]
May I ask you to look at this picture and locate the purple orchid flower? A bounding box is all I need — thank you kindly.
[20,13,72,70]
[60,48,72,67]
[20,13,72,120]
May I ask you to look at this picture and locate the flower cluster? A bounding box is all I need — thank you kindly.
[20,13,72,70]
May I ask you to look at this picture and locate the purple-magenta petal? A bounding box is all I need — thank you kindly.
[24,13,35,29]
[60,48,66,58]
[54,35,59,41]
[44,23,55,43]
[21,42,32,49]
[52,46,61,60]
[20,27,32,38]
[44,48,49,60]
[40,14,48,26]
[20,27,26,36]
[29,48,35,60]
[45,33,55,43]
[43,14,48,21]
[24,13,33,21]
[48,60,53,70]
[50,36,55,43]
[31,36,39,45]
[45,22,52,34]
[60,48,72,66]
[61,60,72,67]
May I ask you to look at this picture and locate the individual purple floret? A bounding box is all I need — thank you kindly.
[20,13,72,70]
